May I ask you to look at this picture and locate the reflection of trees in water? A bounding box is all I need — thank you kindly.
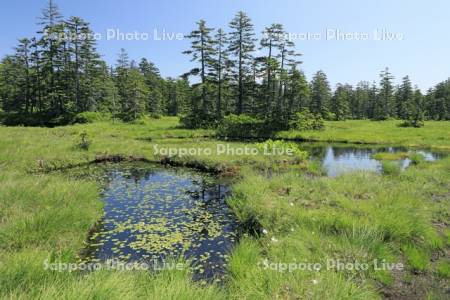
[302,144,327,160]
[117,167,158,183]
[305,144,414,161]
[332,147,376,158]
[78,164,238,280]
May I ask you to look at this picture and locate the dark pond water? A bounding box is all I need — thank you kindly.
[79,163,238,281]
[301,143,446,177]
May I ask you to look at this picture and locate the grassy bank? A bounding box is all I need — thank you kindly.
[278,120,450,150]
[0,118,449,299]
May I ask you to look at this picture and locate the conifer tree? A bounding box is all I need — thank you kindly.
[285,68,310,119]
[396,76,413,119]
[260,24,283,112]
[183,20,216,120]
[310,70,331,119]
[426,79,450,120]
[352,81,371,119]
[228,11,256,114]
[211,28,231,118]
[374,68,395,120]
[331,84,351,120]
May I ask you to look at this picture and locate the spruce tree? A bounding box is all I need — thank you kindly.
[426,79,450,120]
[228,11,256,115]
[183,20,216,122]
[139,58,165,116]
[374,68,395,120]
[210,28,231,118]
[396,76,413,119]
[260,24,283,113]
[14,39,32,113]
[353,81,371,119]
[310,70,331,119]
[285,68,310,119]
[331,84,351,120]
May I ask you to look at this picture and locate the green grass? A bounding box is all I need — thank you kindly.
[436,261,450,279]
[371,152,409,161]
[381,161,402,175]
[278,120,450,150]
[409,152,426,164]
[371,151,426,165]
[1,118,449,299]
[403,245,429,272]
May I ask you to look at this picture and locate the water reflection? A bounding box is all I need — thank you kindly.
[301,143,445,177]
[82,163,238,281]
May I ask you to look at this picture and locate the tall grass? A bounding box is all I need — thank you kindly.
[381,161,401,175]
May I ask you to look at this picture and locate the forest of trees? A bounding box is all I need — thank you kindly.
[1,1,449,128]
[0,0,190,125]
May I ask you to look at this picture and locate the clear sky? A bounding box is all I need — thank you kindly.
[0,0,449,90]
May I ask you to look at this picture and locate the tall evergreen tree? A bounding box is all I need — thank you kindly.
[352,81,371,119]
[260,24,283,113]
[331,84,351,120]
[399,87,425,127]
[426,79,450,120]
[374,68,395,120]
[396,76,413,119]
[276,32,301,112]
[285,68,310,118]
[310,70,331,119]
[139,58,164,116]
[39,0,63,27]
[14,39,32,113]
[367,82,379,119]
[183,20,216,119]
[228,11,256,114]
[210,28,231,118]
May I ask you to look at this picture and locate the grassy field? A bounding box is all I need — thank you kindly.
[278,120,450,150]
[0,118,449,299]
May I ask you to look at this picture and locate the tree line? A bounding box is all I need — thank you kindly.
[0,1,449,127]
[0,0,190,125]
[180,12,449,128]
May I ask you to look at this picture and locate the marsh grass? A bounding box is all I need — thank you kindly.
[403,245,429,272]
[372,152,409,161]
[381,161,402,175]
[1,117,449,299]
[409,152,426,165]
[372,151,426,165]
[228,155,450,297]
[77,131,92,150]
[436,261,450,278]
[278,120,450,150]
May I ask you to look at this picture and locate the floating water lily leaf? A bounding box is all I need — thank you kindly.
[78,163,239,281]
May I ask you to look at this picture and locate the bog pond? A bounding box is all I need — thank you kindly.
[303,143,446,177]
[72,163,238,281]
[70,143,446,281]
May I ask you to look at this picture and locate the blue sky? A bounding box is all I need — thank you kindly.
[0,0,449,90]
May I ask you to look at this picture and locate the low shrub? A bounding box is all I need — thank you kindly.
[76,131,91,151]
[216,114,271,139]
[180,112,219,129]
[128,115,151,125]
[398,120,424,128]
[72,112,111,124]
[0,112,76,126]
[289,109,324,131]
